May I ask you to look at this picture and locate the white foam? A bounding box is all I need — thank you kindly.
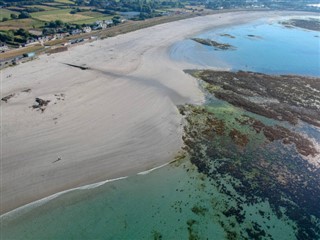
[1,161,172,219]
[137,162,170,175]
[0,176,128,219]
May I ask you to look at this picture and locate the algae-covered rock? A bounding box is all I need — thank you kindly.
[191,38,236,50]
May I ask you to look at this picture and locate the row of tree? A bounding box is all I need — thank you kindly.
[0,28,34,45]
[0,0,54,7]
[87,0,182,13]
[1,11,31,22]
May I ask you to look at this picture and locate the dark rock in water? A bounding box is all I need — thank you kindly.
[220,33,236,38]
[229,128,249,147]
[247,34,262,39]
[191,38,236,50]
[191,205,207,216]
[237,115,318,157]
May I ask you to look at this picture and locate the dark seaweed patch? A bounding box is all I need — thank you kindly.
[179,102,320,239]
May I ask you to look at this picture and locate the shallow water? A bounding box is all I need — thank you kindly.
[1,158,298,239]
[1,16,320,240]
[170,17,320,76]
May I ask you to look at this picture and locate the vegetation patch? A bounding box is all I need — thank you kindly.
[70,16,112,25]
[0,18,44,30]
[24,5,60,11]
[0,9,20,20]
[31,9,92,22]
[77,11,107,18]
[54,0,75,4]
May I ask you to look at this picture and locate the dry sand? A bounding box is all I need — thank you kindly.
[1,11,307,214]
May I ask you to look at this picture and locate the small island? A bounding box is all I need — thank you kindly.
[281,18,320,31]
[191,37,236,50]
[219,33,236,38]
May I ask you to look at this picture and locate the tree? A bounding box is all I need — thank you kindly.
[0,31,14,42]
[55,20,64,27]
[2,17,9,22]
[112,15,121,25]
[18,12,31,19]
[10,13,18,19]
[16,28,29,38]
[43,28,55,35]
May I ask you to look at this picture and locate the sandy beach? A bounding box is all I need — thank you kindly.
[1,11,309,214]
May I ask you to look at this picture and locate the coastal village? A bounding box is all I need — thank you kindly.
[1,0,319,69]
[0,0,213,68]
[0,16,136,68]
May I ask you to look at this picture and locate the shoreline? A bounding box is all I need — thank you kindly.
[1,157,181,219]
[1,10,314,215]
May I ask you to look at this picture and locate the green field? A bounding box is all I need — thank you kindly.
[0,9,19,19]
[78,11,107,17]
[0,18,44,30]
[6,7,26,11]
[31,9,92,22]
[24,5,60,11]
[42,2,66,6]
[54,0,75,4]
[78,6,94,10]
[71,15,113,25]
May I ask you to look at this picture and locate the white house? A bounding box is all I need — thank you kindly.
[0,43,9,52]
[71,29,82,35]
[93,20,113,30]
[82,26,92,33]
[24,39,38,47]
[105,20,113,26]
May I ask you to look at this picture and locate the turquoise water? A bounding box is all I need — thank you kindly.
[1,16,320,240]
[170,18,320,76]
[1,160,297,239]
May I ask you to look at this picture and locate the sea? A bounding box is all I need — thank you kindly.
[1,15,320,240]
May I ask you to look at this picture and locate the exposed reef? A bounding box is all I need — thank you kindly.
[178,69,320,239]
[247,34,263,39]
[219,33,236,38]
[191,38,236,50]
[188,70,320,127]
[281,18,320,31]
[179,104,320,239]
